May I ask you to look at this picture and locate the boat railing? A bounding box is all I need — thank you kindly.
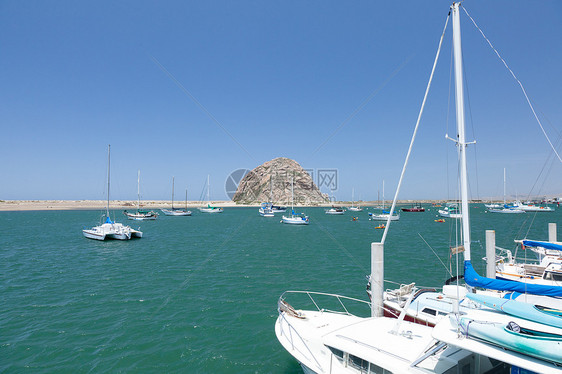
[278,290,371,318]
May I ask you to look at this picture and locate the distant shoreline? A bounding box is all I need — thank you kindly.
[0,199,512,212]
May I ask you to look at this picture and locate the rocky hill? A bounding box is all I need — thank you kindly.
[232,157,329,205]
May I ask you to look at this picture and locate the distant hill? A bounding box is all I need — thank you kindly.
[232,157,329,205]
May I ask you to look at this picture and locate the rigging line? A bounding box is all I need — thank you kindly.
[462,6,562,164]
[311,53,416,156]
[381,11,451,244]
[418,233,454,279]
[149,55,257,163]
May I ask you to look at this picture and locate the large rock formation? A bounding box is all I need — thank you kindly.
[232,157,329,205]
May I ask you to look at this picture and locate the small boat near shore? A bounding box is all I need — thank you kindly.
[199,175,223,213]
[161,177,192,216]
[325,206,345,215]
[124,170,158,220]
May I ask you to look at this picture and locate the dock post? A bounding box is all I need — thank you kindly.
[549,223,557,242]
[371,242,384,318]
[486,230,496,279]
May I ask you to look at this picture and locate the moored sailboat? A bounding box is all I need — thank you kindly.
[83,145,143,240]
[161,177,192,216]
[123,170,158,220]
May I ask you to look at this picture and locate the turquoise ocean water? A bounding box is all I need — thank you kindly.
[1,205,560,372]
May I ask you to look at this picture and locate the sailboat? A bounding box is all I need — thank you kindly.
[488,169,525,213]
[347,188,363,212]
[275,4,562,373]
[83,145,142,240]
[161,177,192,216]
[259,175,275,217]
[123,170,158,220]
[198,175,223,213]
[281,177,309,225]
[368,180,399,221]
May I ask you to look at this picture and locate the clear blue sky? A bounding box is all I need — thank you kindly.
[1,1,561,201]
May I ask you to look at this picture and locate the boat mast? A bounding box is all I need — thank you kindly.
[207,174,210,203]
[452,2,471,261]
[107,144,111,218]
[270,174,273,204]
[503,168,506,205]
[172,176,175,209]
[137,170,141,212]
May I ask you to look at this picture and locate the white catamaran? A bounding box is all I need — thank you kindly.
[83,145,142,240]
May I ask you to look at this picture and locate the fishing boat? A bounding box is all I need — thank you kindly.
[198,175,223,213]
[347,188,363,212]
[401,203,425,212]
[438,203,462,218]
[123,170,158,220]
[276,4,562,373]
[325,206,345,215]
[281,177,309,225]
[259,202,275,217]
[161,177,192,216]
[83,146,143,240]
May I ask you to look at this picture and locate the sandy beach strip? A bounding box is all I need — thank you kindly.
[0,199,458,212]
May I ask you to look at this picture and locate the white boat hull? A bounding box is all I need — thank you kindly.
[199,207,223,213]
[281,215,309,225]
[369,213,399,221]
[160,209,192,216]
[488,208,525,214]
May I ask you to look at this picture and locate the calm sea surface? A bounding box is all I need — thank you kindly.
[1,205,560,372]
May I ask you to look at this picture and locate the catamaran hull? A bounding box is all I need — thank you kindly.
[82,230,106,240]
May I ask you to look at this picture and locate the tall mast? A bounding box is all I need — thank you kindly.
[107,144,111,218]
[503,168,506,205]
[137,170,141,212]
[207,174,210,202]
[270,174,273,203]
[172,176,175,209]
[291,176,294,212]
[452,2,471,261]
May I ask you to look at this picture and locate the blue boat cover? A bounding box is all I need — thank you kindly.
[105,216,113,224]
[522,240,562,252]
[464,260,562,297]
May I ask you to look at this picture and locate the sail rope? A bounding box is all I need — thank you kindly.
[381,11,451,243]
[462,6,562,164]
